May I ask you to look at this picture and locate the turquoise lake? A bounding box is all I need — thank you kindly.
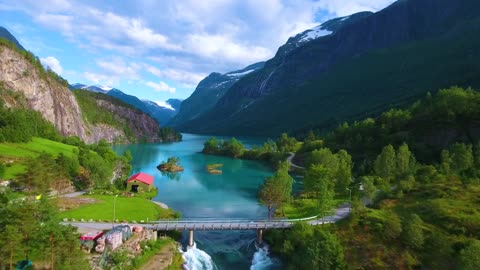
[113,133,281,270]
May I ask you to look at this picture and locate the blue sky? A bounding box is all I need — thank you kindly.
[0,0,395,104]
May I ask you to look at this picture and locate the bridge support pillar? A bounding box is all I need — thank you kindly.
[256,229,263,246]
[188,229,194,247]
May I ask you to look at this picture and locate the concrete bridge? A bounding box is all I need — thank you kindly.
[64,204,350,246]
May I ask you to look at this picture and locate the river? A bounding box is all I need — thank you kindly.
[112,134,282,270]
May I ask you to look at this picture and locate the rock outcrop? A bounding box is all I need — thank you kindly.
[0,45,165,143]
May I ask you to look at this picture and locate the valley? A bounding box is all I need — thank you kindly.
[1,0,480,269]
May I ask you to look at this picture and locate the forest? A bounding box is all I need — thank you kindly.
[204,86,480,269]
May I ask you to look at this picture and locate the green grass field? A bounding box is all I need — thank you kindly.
[59,195,176,221]
[0,137,77,158]
[0,137,79,179]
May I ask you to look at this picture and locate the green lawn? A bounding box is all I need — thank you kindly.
[3,163,26,179]
[281,198,319,219]
[59,195,176,221]
[0,137,77,158]
[0,137,79,179]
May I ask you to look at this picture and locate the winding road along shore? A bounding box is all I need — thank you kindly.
[287,152,305,170]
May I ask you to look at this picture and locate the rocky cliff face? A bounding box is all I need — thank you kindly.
[95,99,164,142]
[0,45,163,143]
[0,46,91,141]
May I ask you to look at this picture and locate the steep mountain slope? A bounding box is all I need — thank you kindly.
[179,0,480,136]
[70,84,181,125]
[169,62,264,128]
[73,90,170,143]
[166,98,182,111]
[142,99,178,126]
[0,26,25,51]
[0,41,168,143]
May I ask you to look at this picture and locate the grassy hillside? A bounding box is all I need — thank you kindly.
[0,137,77,179]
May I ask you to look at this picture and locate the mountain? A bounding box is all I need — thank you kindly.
[166,98,182,111]
[176,0,480,136]
[169,62,264,128]
[142,99,180,126]
[105,88,151,114]
[0,26,25,51]
[70,84,182,125]
[72,90,174,143]
[0,37,171,143]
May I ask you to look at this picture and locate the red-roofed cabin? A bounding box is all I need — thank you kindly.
[126,172,154,192]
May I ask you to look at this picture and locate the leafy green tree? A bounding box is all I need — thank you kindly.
[277,133,298,152]
[306,148,339,169]
[374,145,396,179]
[402,214,424,249]
[258,177,285,220]
[459,240,480,270]
[303,229,346,270]
[335,150,352,193]
[449,143,473,173]
[17,153,58,194]
[304,165,335,214]
[396,143,416,177]
[361,176,377,200]
[258,162,293,219]
[0,225,22,270]
[203,137,219,154]
[398,174,416,193]
[227,138,245,158]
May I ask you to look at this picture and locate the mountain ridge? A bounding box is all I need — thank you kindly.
[70,83,182,126]
[169,61,265,128]
[174,0,480,136]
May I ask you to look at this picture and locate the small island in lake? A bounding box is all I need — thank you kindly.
[206,164,223,174]
[157,157,184,172]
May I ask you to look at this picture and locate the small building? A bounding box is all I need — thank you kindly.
[126,172,154,192]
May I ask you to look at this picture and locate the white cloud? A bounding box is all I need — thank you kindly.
[4,0,396,98]
[40,56,63,75]
[146,81,176,93]
[185,33,272,66]
[154,100,175,110]
[84,72,116,86]
[145,65,206,86]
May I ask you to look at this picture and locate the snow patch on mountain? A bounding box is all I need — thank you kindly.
[298,25,332,43]
[227,69,255,77]
[99,85,113,91]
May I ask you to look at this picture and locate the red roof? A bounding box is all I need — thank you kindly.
[80,231,104,241]
[127,172,154,185]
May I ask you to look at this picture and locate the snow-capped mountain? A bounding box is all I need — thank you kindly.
[70,83,112,94]
[70,83,182,126]
[168,61,264,128]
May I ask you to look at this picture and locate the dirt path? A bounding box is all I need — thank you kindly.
[141,241,178,270]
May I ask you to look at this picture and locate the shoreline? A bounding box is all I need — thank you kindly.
[152,200,169,209]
